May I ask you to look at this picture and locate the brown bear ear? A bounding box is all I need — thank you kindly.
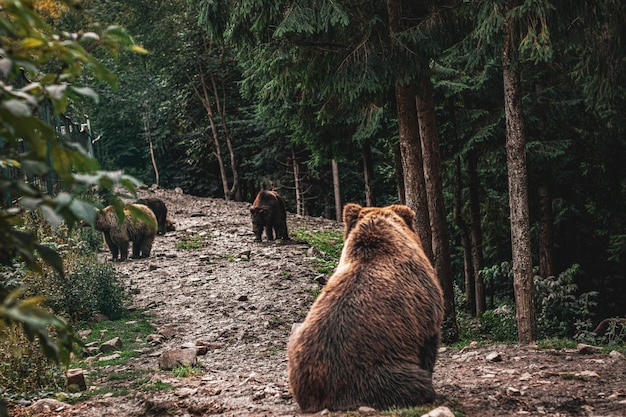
[342,203,363,238]
[390,204,417,231]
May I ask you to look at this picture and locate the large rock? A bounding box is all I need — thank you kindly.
[158,348,198,370]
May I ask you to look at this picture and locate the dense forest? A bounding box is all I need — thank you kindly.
[2,0,625,351]
[67,0,626,339]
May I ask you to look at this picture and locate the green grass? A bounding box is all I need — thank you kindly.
[291,228,343,274]
[176,233,206,250]
[172,364,201,378]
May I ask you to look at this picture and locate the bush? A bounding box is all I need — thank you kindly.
[44,259,129,321]
[0,325,63,398]
[479,305,518,342]
[534,264,598,339]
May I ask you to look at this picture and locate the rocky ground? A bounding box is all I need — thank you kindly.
[18,188,626,417]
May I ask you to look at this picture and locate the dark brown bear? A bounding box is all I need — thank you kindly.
[136,197,168,235]
[287,203,444,412]
[94,204,157,261]
[249,190,289,241]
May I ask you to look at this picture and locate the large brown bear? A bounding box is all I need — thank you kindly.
[249,190,289,241]
[94,204,157,261]
[287,203,444,412]
[135,197,168,235]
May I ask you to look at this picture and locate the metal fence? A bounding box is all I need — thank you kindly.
[2,70,99,204]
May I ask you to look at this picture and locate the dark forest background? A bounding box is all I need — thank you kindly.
[51,1,625,329]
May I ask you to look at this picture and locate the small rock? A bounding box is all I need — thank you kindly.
[27,399,69,414]
[575,370,600,378]
[486,352,503,362]
[421,406,455,417]
[239,250,251,260]
[100,337,122,353]
[313,274,327,285]
[93,313,109,322]
[237,295,249,302]
[577,343,602,354]
[78,329,92,338]
[609,350,625,360]
[147,334,165,345]
[66,368,87,391]
[175,387,198,398]
[159,326,177,339]
[358,406,377,414]
[507,386,521,396]
[98,353,121,361]
[158,348,198,370]
[519,372,532,381]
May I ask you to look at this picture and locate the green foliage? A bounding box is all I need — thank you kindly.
[478,305,518,342]
[46,259,128,321]
[0,2,145,406]
[534,264,598,339]
[0,324,64,399]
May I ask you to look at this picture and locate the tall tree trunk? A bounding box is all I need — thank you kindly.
[386,0,432,257]
[331,159,342,222]
[453,157,475,315]
[416,75,459,343]
[393,142,405,205]
[503,5,537,342]
[538,184,554,278]
[395,83,433,259]
[468,149,486,314]
[292,146,303,216]
[362,142,376,207]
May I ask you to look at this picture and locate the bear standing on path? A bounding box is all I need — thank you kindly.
[136,197,168,235]
[249,190,289,241]
[94,204,157,261]
[287,203,444,413]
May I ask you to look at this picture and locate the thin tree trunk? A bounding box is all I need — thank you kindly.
[362,142,376,207]
[210,72,240,201]
[416,75,459,342]
[453,156,475,315]
[538,184,554,278]
[395,83,433,258]
[331,159,341,222]
[503,5,537,342]
[393,142,405,205]
[142,105,159,187]
[468,149,486,314]
[189,67,229,200]
[292,146,302,216]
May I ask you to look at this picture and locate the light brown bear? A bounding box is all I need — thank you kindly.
[287,203,444,412]
[94,204,157,262]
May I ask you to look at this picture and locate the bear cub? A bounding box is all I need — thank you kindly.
[287,203,444,412]
[249,190,289,241]
[95,204,157,261]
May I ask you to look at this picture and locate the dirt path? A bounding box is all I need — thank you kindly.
[30,189,626,416]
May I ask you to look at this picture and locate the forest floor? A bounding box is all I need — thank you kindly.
[15,188,626,417]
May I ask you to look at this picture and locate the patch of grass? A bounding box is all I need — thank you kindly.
[536,338,578,350]
[176,234,205,250]
[172,364,201,378]
[291,228,343,274]
[141,380,174,392]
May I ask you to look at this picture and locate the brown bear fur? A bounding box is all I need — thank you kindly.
[287,203,444,412]
[136,197,168,235]
[249,190,289,241]
[94,204,157,261]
